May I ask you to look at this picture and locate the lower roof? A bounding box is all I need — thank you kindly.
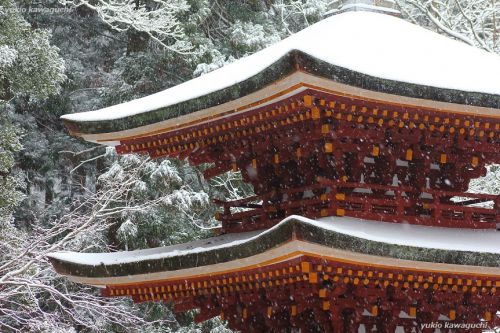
[47,216,500,286]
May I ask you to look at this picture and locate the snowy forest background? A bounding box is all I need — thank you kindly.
[0,0,499,332]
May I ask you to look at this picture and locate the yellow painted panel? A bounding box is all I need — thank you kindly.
[312,107,321,120]
[321,124,330,134]
[406,149,413,161]
[303,95,313,106]
[335,193,346,201]
[449,310,456,320]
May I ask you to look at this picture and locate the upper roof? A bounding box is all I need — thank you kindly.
[61,11,500,142]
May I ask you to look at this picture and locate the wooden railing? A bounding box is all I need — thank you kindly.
[215,178,499,233]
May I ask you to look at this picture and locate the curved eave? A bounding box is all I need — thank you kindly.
[62,51,500,143]
[48,216,500,286]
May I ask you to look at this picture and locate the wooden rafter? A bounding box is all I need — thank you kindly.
[102,255,499,332]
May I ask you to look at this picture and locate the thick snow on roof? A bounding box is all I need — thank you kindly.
[327,3,401,15]
[62,11,500,123]
[47,215,500,266]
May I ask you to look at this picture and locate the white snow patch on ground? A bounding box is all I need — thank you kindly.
[47,215,500,266]
[62,11,500,122]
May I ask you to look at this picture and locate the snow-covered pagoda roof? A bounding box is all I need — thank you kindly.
[61,11,500,145]
[48,216,500,287]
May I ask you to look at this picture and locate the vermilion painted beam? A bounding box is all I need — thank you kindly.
[117,94,498,231]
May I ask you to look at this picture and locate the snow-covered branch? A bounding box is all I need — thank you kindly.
[398,0,500,53]
[0,149,208,331]
[59,0,194,54]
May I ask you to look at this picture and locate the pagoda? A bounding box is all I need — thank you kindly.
[49,2,500,332]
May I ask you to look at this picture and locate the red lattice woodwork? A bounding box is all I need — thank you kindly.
[215,179,499,233]
[102,256,499,332]
[115,89,500,231]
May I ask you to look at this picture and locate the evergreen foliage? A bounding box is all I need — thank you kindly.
[0,0,66,103]
[0,0,499,332]
[0,113,24,223]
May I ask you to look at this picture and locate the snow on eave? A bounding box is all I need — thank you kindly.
[61,11,500,124]
[326,3,401,16]
[47,215,500,267]
[47,229,262,266]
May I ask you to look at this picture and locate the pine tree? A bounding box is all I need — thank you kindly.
[2,0,499,331]
[0,0,66,222]
[0,0,66,103]
[0,112,23,223]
